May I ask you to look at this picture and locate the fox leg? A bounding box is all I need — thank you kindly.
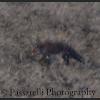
[62,53,70,65]
[39,54,51,65]
[44,55,51,65]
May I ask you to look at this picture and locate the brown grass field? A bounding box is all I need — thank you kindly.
[0,2,100,98]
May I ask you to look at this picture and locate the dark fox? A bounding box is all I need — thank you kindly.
[32,40,85,65]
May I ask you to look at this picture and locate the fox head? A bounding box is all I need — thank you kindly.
[32,43,40,56]
[32,43,44,61]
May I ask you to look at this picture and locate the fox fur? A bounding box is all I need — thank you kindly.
[32,40,85,65]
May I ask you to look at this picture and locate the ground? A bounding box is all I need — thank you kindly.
[0,2,100,98]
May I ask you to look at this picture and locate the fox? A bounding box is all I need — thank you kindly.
[32,40,85,65]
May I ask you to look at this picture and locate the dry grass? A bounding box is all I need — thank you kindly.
[0,2,100,98]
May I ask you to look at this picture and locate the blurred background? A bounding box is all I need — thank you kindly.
[0,2,100,98]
